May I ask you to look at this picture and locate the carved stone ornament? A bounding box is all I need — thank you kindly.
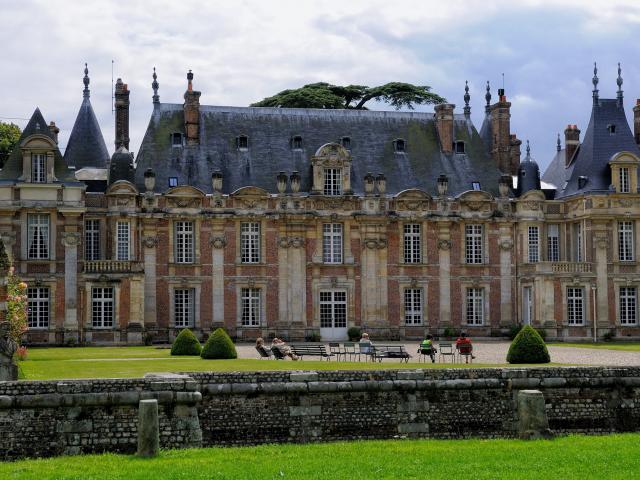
[168,197,199,209]
[499,239,514,250]
[618,199,633,208]
[595,234,608,250]
[465,201,487,212]
[142,235,158,248]
[116,197,131,206]
[522,201,542,211]
[0,232,16,245]
[61,232,81,247]
[410,278,418,288]
[364,238,387,249]
[209,236,227,249]
[278,236,305,249]
[437,239,451,250]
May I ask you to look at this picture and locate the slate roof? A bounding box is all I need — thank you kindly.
[64,96,109,169]
[108,146,135,185]
[134,104,504,197]
[542,98,640,198]
[0,108,77,183]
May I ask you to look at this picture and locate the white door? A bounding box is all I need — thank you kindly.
[320,290,348,341]
[523,287,533,325]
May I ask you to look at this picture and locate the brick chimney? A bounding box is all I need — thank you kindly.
[489,89,514,174]
[509,134,522,171]
[183,70,201,146]
[633,99,640,145]
[114,78,130,150]
[434,103,455,154]
[564,124,580,167]
[48,121,59,144]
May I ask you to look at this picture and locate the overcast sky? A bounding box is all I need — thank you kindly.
[1,0,639,170]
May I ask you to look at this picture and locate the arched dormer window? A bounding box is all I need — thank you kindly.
[171,133,183,147]
[31,153,46,183]
[455,141,465,154]
[291,135,303,150]
[341,136,351,149]
[236,135,249,150]
[394,139,406,153]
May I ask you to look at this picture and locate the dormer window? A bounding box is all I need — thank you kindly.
[394,139,406,153]
[31,154,46,183]
[455,141,465,154]
[171,133,183,147]
[341,136,351,149]
[291,135,303,150]
[619,167,630,193]
[168,177,178,187]
[472,181,481,191]
[237,135,249,150]
[323,168,342,195]
[607,124,616,135]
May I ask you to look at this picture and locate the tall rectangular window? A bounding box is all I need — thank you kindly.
[241,288,261,326]
[240,222,260,263]
[27,287,49,328]
[403,224,422,263]
[547,224,560,262]
[116,221,130,261]
[174,288,195,327]
[323,168,342,196]
[619,167,630,193]
[27,213,49,259]
[465,224,483,264]
[85,220,100,261]
[573,223,583,262]
[618,221,634,262]
[323,223,343,264]
[175,221,194,263]
[92,287,114,328]
[31,154,46,183]
[567,287,584,325]
[404,288,423,325]
[528,226,540,263]
[465,287,484,325]
[319,291,347,329]
[620,286,637,325]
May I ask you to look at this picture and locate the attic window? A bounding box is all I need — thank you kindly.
[455,141,465,154]
[607,124,616,135]
[394,139,406,152]
[171,133,183,147]
[472,182,481,191]
[341,136,351,149]
[291,135,303,150]
[168,177,178,187]
[237,135,249,150]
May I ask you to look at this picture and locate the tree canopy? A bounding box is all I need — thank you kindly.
[0,122,21,168]
[251,82,446,110]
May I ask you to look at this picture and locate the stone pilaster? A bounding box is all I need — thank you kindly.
[437,221,452,327]
[277,224,306,331]
[61,228,80,339]
[210,221,226,329]
[142,230,158,329]
[594,228,609,328]
[359,222,388,330]
[499,223,514,326]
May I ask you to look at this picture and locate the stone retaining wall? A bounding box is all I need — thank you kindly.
[0,367,639,460]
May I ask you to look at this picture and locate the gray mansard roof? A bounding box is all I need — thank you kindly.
[134,104,503,196]
[64,96,109,170]
[543,98,640,198]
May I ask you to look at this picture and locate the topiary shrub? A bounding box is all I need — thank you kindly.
[171,329,202,356]
[507,325,550,364]
[507,324,522,340]
[201,328,237,359]
[347,327,361,341]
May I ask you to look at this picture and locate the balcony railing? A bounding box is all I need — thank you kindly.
[531,262,593,274]
[84,260,144,273]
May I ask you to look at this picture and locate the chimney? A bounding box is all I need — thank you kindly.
[183,70,201,146]
[114,78,130,150]
[634,99,640,145]
[434,103,455,154]
[48,121,59,144]
[489,89,514,174]
[509,134,522,172]
[564,124,580,167]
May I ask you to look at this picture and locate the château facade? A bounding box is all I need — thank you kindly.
[2,64,640,344]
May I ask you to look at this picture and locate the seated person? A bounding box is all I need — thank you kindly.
[420,334,437,363]
[271,337,299,360]
[358,332,373,356]
[455,332,476,362]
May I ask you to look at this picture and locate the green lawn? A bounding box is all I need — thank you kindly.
[549,342,640,352]
[17,346,557,380]
[1,434,638,479]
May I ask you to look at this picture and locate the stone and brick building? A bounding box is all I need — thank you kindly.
[2,63,640,344]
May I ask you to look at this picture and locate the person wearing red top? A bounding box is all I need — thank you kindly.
[455,332,475,362]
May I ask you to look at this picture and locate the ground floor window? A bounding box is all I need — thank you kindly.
[92,287,114,328]
[174,288,195,328]
[320,290,347,329]
[465,287,484,325]
[241,288,261,326]
[27,287,49,328]
[567,287,585,325]
[619,287,637,325]
[404,288,423,325]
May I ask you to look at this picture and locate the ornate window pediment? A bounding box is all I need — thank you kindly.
[394,189,431,211]
[230,186,269,209]
[457,190,493,213]
[20,134,57,183]
[609,151,640,194]
[311,143,352,195]
[165,185,205,209]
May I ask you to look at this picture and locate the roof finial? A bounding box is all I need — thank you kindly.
[617,62,623,106]
[187,69,193,92]
[485,81,491,114]
[83,62,90,98]
[463,80,471,117]
[152,67,160,104]
[556,133,561,152]
[526,139,531,158]
[592,62,599,105]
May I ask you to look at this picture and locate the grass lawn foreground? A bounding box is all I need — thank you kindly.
[1,434,638,479]
[548,342,640,352]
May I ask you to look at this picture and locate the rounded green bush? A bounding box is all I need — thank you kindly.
[201,328,237,359]
[170,329,202,356]
[506,324,550,364]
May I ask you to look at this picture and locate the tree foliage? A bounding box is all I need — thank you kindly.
[6,267,28,346]
[251,82,446,110]
[0,122,21,167]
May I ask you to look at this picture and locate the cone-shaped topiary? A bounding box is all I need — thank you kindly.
[170,328,202,356]
[507,324,550,364]
[201,328,238,359]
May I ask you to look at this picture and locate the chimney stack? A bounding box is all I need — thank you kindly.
[634,99,640,145]
[509,134,522,171]
[434,103,455,154]
[183,70,201,146]
[489,90,514,173]
[564,124,580,167]
[114,78,130,150]
[48,121,59,144]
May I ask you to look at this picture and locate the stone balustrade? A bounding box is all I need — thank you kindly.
[84,260,144,273]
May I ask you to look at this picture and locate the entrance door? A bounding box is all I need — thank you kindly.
[320,290,348,341]
[523,287,533,325]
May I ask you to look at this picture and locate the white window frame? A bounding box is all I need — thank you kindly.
[528,226,540,263]
[174,288,195,328]
[319,290,347,329]
[403,224,422,263]
[92,287,114,328]
[241,288,261,326]
[567,287,585,325]
[465,224,483,264]
[404,288,423,325]
[323,168,342,196]
[27,287,49,329]
[323,223,343,264]
[27,213,49,259]
[116,221,130,261]
[547,224,559,262]
[175,221,195,263]
[31,153,46,183]
[620,286,637,326]
[618,221,634,262]
[240,222,260,263]
[465,287,484,325]
[85,219,100,261]
[619,167,630,193]
[573,223,583,262]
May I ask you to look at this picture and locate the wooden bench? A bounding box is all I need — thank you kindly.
[290,344,334,360]
[371,345,412,363]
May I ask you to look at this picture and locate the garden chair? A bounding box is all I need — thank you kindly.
[329,342,344,361]
[417,346,436,363]
[271,346,286,360]
[343,342,357,361]
[256,345,274,359]
[438,342,456,363]
[457,343,474,363]
[358,342,374,362]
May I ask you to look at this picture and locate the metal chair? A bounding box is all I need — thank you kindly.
[358,342,374,362]
[343,342,357,361]
[438,342,456,363]
[417,346,436,363]
[329,342,344,361]
[457,343,474,363]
